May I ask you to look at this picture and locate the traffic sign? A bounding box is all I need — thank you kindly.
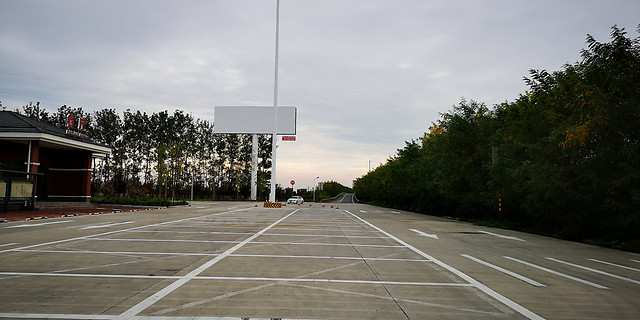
[290,180,295,186]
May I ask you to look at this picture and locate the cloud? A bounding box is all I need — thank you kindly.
[2,0,639,188]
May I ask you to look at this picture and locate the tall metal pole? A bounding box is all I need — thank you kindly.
[269,0,280,203]
[251,133,258,200]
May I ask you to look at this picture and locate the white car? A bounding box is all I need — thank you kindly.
[287,196,304,205]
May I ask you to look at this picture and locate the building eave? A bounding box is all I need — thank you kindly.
[0,132,111,155]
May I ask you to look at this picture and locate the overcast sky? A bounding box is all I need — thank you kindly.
[1,0,638,188]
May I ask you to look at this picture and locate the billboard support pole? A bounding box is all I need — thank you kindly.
[251,134,258,200]
[269,0,280,203]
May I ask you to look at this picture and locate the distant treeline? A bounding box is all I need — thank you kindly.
[354,26,640,251]
[7,105,276,201]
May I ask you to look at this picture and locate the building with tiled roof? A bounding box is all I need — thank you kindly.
[0,111,110,207]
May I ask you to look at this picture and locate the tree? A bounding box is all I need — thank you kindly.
[355,25,640,251]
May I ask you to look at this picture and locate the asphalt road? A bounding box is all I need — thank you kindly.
[0,201,638,319]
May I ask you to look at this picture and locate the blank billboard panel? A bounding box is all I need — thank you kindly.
[214,106,296,134]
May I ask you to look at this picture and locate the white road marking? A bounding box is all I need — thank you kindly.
[80,221,135,230]
[504,256,608,289]
[0,243,19,248]
[344,210,544,320]
[462,254,546,287]
[169,225,376,232]
[89,238,240,244]
[0,271,179,280]
[0,209,248,255]
[589,258,640,272]
[547,257,640,285]
[132,230,253,235]
[478,230,525,241]
[86,238,402,248]
[150,252,406,316]
[114,209,300,319]
[0,313,311,320]
[410,228,439,239]
[263,233,388,239]
[16,249,429,262]
[272,227,375,232]
[4,220,72,229]
[359,210,368,213]
[286,283,505,316]
[251,241,403,248]
[0,313,112,319]
[16,249,218,256]
[190,276,474,287]
[632,259,640,264]
[391,211,400,214]
[230,254,429,262]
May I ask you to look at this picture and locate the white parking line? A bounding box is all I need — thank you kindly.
[15,249,429,262]
[286,283,505,317]
[90,238,240,244]
[462,254,546,287]
[132,230,253,236]
[0,313,315,320]
[251,241,403,248]
[16,249,217,256]
[0,243,19,248]
[589,259,640,273]
[192,276,474,287]
[0,208,248,254]
[505,256,608,289]
[547,257,640,285]
[4,220,72,229]
[86,238,401,248]
[344,210,544,320]
[80,221,135,230]
[0,271,179,280]
[0,312,112,319]
[263,233,388,239]
[114,209,300,319]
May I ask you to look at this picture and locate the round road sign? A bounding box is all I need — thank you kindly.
[290,180,295,186]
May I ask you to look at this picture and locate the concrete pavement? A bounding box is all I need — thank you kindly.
[0,201,638,319]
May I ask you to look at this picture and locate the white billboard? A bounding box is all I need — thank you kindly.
[214,106,296,134]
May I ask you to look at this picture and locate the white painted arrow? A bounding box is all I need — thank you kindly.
[410,228,439,239]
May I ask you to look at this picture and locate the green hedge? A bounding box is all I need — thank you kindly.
[91,196,187,207]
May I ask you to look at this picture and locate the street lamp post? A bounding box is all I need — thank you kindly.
[313,176,319,203]
[269,0,281,203]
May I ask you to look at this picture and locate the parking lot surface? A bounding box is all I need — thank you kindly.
[0,202,638,319]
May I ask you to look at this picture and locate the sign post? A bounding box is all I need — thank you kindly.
[251,134,258,200]
[214,106,296,201]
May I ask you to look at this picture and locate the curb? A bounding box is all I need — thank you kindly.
[26,216,47,221]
